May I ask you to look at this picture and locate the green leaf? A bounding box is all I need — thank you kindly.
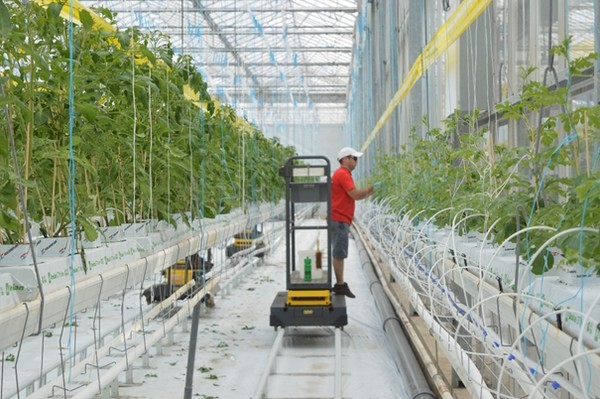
[78,10,94,30]
[116,31,131,49]
[47,2,63,19]
[0,0,12,35]
[138,45,157,65]
[79,217,99,242]
[75,102,97,123]
[575,179,600,202]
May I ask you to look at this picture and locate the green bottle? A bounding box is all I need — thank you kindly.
[304,257,312,282]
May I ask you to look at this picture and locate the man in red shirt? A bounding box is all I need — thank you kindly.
[331,147,375,298]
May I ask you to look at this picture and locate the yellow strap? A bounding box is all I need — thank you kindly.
[33,0,115,32]
[360,0,492,153]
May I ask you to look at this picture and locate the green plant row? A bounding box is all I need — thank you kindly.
[0,0,295,244]
[370,41,599,273]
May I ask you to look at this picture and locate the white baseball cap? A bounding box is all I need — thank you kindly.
[337,147,363,161]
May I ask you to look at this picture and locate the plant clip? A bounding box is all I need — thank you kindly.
[554,306,563,331]
[461,252,468,267]
[448,248,457,266]
[496,276,504,293]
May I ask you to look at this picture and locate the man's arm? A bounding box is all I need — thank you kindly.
[347,185,374,200]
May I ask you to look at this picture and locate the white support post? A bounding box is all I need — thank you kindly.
[168,328,175,345]
[528,0,540,81]
[111,378,119,397]
[156,339,163,356]
[507,0,519,147]
[557,0,567,71]
[126,366,134,385]
[101,383,110,399]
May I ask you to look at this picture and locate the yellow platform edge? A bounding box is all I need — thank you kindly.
[286,289,331,306]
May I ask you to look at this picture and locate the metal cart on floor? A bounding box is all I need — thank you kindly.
[270,156,347,329]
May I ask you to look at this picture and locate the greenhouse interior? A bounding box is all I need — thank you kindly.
[0,0,599,398]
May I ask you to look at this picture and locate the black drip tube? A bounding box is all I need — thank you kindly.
[354,227,436,399]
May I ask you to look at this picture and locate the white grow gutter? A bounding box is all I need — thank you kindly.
[0,203,284,352]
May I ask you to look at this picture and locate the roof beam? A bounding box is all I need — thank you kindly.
[192,47,353,53]
[211,85,347,91]
[222,91,346,104]
[109,7,357,14]
[163,29,354,36]
[199,61,350,67]
[209,74,350,78]
[190,2,262,93]
[191,7,357,13]
[158,25,353,30]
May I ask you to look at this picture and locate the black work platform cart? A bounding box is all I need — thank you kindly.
[270,156,347,329]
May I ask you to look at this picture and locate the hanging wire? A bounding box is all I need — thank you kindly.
[167,66,171,218]
[422,0,430,128]
[148,67,154,221]
[131,12,137,224]
[66,0,77,379]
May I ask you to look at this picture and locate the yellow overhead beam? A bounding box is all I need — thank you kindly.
[360,0,492,153]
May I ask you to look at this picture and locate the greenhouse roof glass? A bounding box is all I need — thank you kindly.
[78,0,357,126]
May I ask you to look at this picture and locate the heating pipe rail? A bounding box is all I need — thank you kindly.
[353,225,437,399]
[251,327,343,399]
[354,212,494,399]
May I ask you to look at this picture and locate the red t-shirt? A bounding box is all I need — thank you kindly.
[331,167,355,224]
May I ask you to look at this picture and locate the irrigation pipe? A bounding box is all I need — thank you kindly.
[575,283,600,399]
[354,223,452,399]
[495,305,599,399]
[355,216,493,399]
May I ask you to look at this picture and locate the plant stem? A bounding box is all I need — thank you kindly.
[3,82,22,242]
[84,167,91,202]
[117,146,127,223]
[584,111,591,177]
[23,61,34,242]
[96,183,102,224]
[112,189,120,225]
[35,183,48,231]
[51,147,58,237]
